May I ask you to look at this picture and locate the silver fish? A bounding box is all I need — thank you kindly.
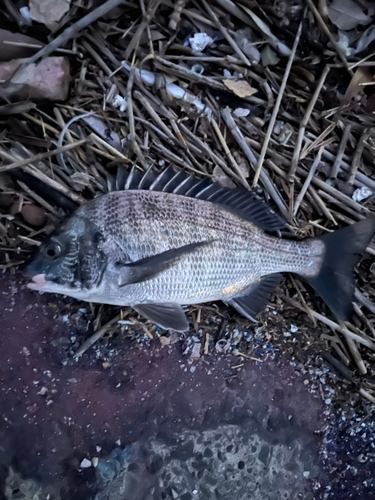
[25,167,375,331]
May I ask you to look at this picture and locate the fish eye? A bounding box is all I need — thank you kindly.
[43,241,62,259]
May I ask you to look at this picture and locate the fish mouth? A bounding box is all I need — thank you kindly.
[27,274,51,291]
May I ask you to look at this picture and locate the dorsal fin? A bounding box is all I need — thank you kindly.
[106,166,285,232]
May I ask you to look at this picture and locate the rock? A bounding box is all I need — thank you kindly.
[0,57,70,101]
[21,204,47,227]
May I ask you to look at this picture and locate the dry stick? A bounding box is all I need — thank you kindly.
[289,275,316,326]
[253,18,303,187]
[169,0,187,30]
[345,335,367,375]
[354,288,375,315]
[201,0,251,66]
[359,388,375,404]
[289,66,330,182]
[305,0,353,74]
[0,139,87,173]
[221,107,289,220]
[279,293,375,350]
[211,118,249,188]
[74,314,122,358]
[178,122,246,184]
[303,135,375,190]
[353,302,375,340]
[297,166,370,215]
[318,190,365,221]
[308,186,337,224]
[300,122,336,160]
[293,146,324,216]
[28,0,126,64]
[16,181,61,218]
[126,67,148,169]
[348,127,371,186]
[331,124,352,179]
[133,90,177,142]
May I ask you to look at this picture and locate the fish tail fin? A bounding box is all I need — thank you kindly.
[305,217,375,320]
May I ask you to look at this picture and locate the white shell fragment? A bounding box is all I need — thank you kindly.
[112,95,128,112]
[189,33,214,52]
[352,186,373,202]
[79,458,92,469]
[234,108,250,117]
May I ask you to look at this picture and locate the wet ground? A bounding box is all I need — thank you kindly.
[0,271,374,499]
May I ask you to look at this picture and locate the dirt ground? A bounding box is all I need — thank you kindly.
[1,270,374,500]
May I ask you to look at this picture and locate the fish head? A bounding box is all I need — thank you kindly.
[25,215,107,296]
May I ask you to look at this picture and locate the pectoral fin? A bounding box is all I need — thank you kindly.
[118,240,214,287]
[133,303,189,331]
[226,274,281,321]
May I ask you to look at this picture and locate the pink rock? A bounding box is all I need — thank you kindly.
[0,56,70,101]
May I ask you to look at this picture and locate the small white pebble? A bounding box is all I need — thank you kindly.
[96,445,102,453]
[80,458,92,469]
[303,471,310,479]
[325,398,332,405]
[92,457,99,467]
[290,324,298,333]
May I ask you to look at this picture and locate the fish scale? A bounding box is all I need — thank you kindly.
[25,167,375,330]
[76,190,321,305]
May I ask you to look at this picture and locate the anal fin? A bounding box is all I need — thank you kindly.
[133,303,189,331]
[226,274,281,321]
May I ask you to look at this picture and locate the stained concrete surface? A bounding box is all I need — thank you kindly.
[0,271,374,499]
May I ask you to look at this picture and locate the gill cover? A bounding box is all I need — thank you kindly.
[25,216,107,289]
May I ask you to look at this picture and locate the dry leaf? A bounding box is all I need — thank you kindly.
[241,6,291,56]
[355,25,375,54]
[223,79,258,98]
[260,45,280,66]
[29,0,71,30]
[342,66,373,106]
[328,0,371,30]
[213,166,236,188]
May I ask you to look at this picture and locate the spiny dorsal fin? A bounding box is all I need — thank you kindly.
[106,166,285,232]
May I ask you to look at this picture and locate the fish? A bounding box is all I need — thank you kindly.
[25,166,375,331]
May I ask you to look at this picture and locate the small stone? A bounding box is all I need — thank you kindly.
[92,457,99,467]
[159,336,171,346]
[190,342,201,360]
[79,458,92,469]
[21,204,47,227]
[303,471,310,479]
